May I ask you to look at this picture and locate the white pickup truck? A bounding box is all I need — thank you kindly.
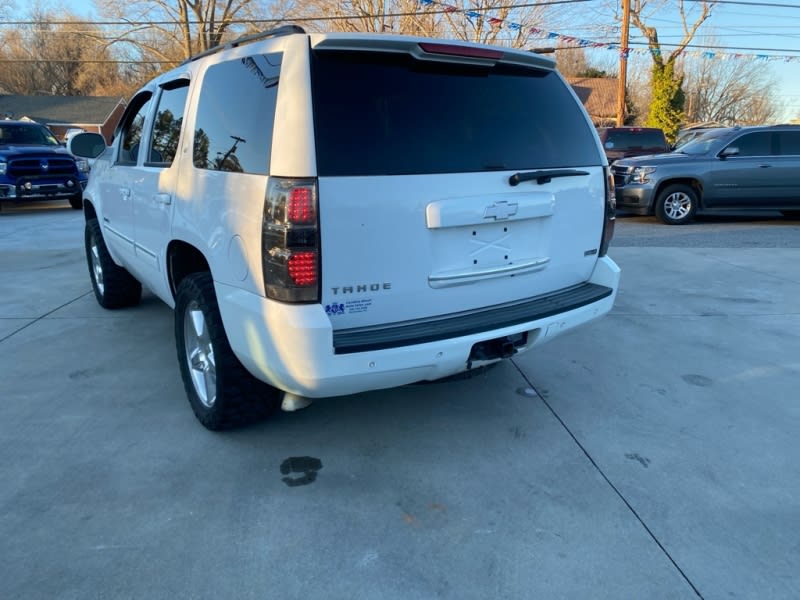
[69,26,620,430]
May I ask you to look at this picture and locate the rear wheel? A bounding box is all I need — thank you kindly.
[655,184,698,225]
[85,218,142,308]
[175,272,281,430]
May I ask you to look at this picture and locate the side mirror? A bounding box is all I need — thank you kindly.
[719,146,739,159]
[67,132,107,159]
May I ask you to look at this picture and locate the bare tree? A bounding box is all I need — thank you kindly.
[0,10,124,96]
[682,53,780,125]
[283,0,551,48]
[628,0,716,142]
[555,47,592,78]
[96,0,270,62]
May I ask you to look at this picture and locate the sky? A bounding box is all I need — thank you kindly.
[52,0,800,120]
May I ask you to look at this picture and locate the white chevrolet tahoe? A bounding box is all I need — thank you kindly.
[69,25,620,430]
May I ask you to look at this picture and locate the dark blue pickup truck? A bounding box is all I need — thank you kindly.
[0,120,88,212]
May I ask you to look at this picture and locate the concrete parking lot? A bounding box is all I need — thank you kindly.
[2,202,799,600]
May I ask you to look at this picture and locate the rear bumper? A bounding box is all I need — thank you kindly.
[216,256,621,398]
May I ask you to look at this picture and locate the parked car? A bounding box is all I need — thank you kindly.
[597,126,670,162]
[68,25,620,430]
[0,120,89,211]
[611,125,800,224]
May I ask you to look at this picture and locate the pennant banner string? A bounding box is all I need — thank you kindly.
[418,0,799,62]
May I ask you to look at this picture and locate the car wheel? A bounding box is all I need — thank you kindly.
[69,195,83,210]
[781,210,800,219]
[175,272,281,430]
[655,184,698,225]
[85,218,142,308]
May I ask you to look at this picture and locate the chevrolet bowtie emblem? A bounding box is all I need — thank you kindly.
[483,200,518,220]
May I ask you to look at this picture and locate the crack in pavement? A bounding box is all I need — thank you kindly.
[0,291,93,344]
[510,359,706,600]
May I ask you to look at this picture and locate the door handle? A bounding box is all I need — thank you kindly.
[154,193,172,205]
[758,164,772,168]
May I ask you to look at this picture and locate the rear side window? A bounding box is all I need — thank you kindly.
[776,131,800,156]
[193,53,281,174]
[310,50,601,176]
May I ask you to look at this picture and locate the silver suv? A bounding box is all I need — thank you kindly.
[611,125,800,225]
[69,26,619,430]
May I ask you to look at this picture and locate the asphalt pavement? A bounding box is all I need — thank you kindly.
[1,202,799,600]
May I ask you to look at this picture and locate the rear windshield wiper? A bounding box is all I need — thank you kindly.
[508,169,589,186]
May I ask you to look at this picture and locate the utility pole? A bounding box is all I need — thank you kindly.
[616,0,631,126]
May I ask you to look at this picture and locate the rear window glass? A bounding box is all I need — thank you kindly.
[603,130,667,150]
[310,50,601,176]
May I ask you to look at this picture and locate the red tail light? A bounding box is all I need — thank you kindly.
[599,167,616,257]
[418,42,504,60]
[263,178,320,303]
[287,187,315,224]
[287,251,317,286]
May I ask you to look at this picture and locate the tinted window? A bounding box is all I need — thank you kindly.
[193,54,280,174]
[603,130,667,150]
[118,93,153,165]
[149,81,189,166]
[311,51,601,176]
[729,132,772,157]
[776,131,800,156]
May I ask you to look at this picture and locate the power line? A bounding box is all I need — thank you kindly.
[2,1,800,61]
[0,0,590,28]
[686,0,800,8]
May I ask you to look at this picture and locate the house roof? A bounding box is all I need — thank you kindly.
[0,95,125,126]
[567,77,618,119]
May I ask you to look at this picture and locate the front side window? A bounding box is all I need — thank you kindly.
[310,50,602,176]
[149,81,190,166]
[728,132,772,157]
[118,92,153,165]
[193,53,281,174]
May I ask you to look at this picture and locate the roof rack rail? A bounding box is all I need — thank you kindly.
[181,24,306,66]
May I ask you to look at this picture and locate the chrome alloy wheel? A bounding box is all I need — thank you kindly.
[663,191,693,221]
[90,240,105,296]
[184,301,217,408]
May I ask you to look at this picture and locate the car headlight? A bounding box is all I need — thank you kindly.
[75,158,90,173]
[0,161,6,175]
[631,166,656,184]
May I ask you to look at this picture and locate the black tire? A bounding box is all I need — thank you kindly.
[781,210,800,219]
[175,272,281,430]
[655,184,698,225]
[69,195,83,210]
[85,218,142,308]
